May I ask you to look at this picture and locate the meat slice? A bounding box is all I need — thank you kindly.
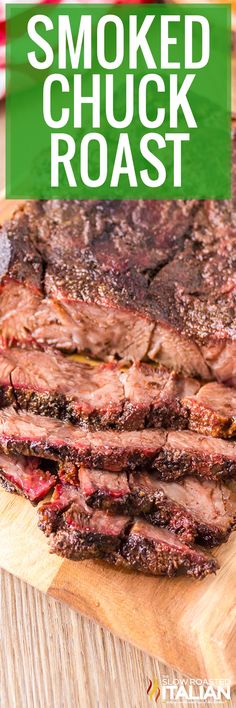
[59,465,196,542]
[137,475,236,547]
[0,405,167,471]
[120,363,199,430]
[1,407,236,480]
[0,349,125,426]
[79,467,131,509]
[38,483,218,578]
[2,348,236,440]
[0,348,200,430]
[0,179,235,385]
[184,383,236,439]
[160,430,236,480]
[119,520,218,579]
[0,452,56,502]
[60,465,236,546]
[38,483,129,553]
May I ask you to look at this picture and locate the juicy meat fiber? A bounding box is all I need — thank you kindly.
[38,483,218,578]
[0,452,55,502]
[1,406,236,480]
[0,165,235,384]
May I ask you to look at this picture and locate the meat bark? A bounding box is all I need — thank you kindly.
[1,407,236,480]
[38,483,218,578]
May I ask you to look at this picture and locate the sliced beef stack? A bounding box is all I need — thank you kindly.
[60,466,236,547]
[0,143,235,578]
[0,391,236,576]
[38,483,218,579]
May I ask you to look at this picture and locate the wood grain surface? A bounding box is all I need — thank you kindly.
[1,480,236,689]
[3,571,236,708]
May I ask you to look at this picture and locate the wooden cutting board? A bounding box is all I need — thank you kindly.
[0,199,236,686]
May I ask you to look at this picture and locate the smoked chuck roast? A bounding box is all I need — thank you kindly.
[0,133,235,577]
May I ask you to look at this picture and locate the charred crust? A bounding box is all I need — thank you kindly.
[0,386,14,408]
[120,535,218,579]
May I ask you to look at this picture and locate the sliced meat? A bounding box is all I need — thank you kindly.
[59,465,196,542]
[0,405,168,472]
[0,349,125,426]
[79,467,131,509]
[0,348,201,430]
[0,452,56,502]
[119,520,218,579]
[0,173,235,385]
[1,407,236,480]
[184,383,236,438]
[162,430,236,480]
[82,467,197,544]
[59,465,236,546]
[38,483,218,578]
[140,475,236,546]
[38,483,129,549]
[120,363,200,430]
[0,199,198,370]
[2,348,236,440]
